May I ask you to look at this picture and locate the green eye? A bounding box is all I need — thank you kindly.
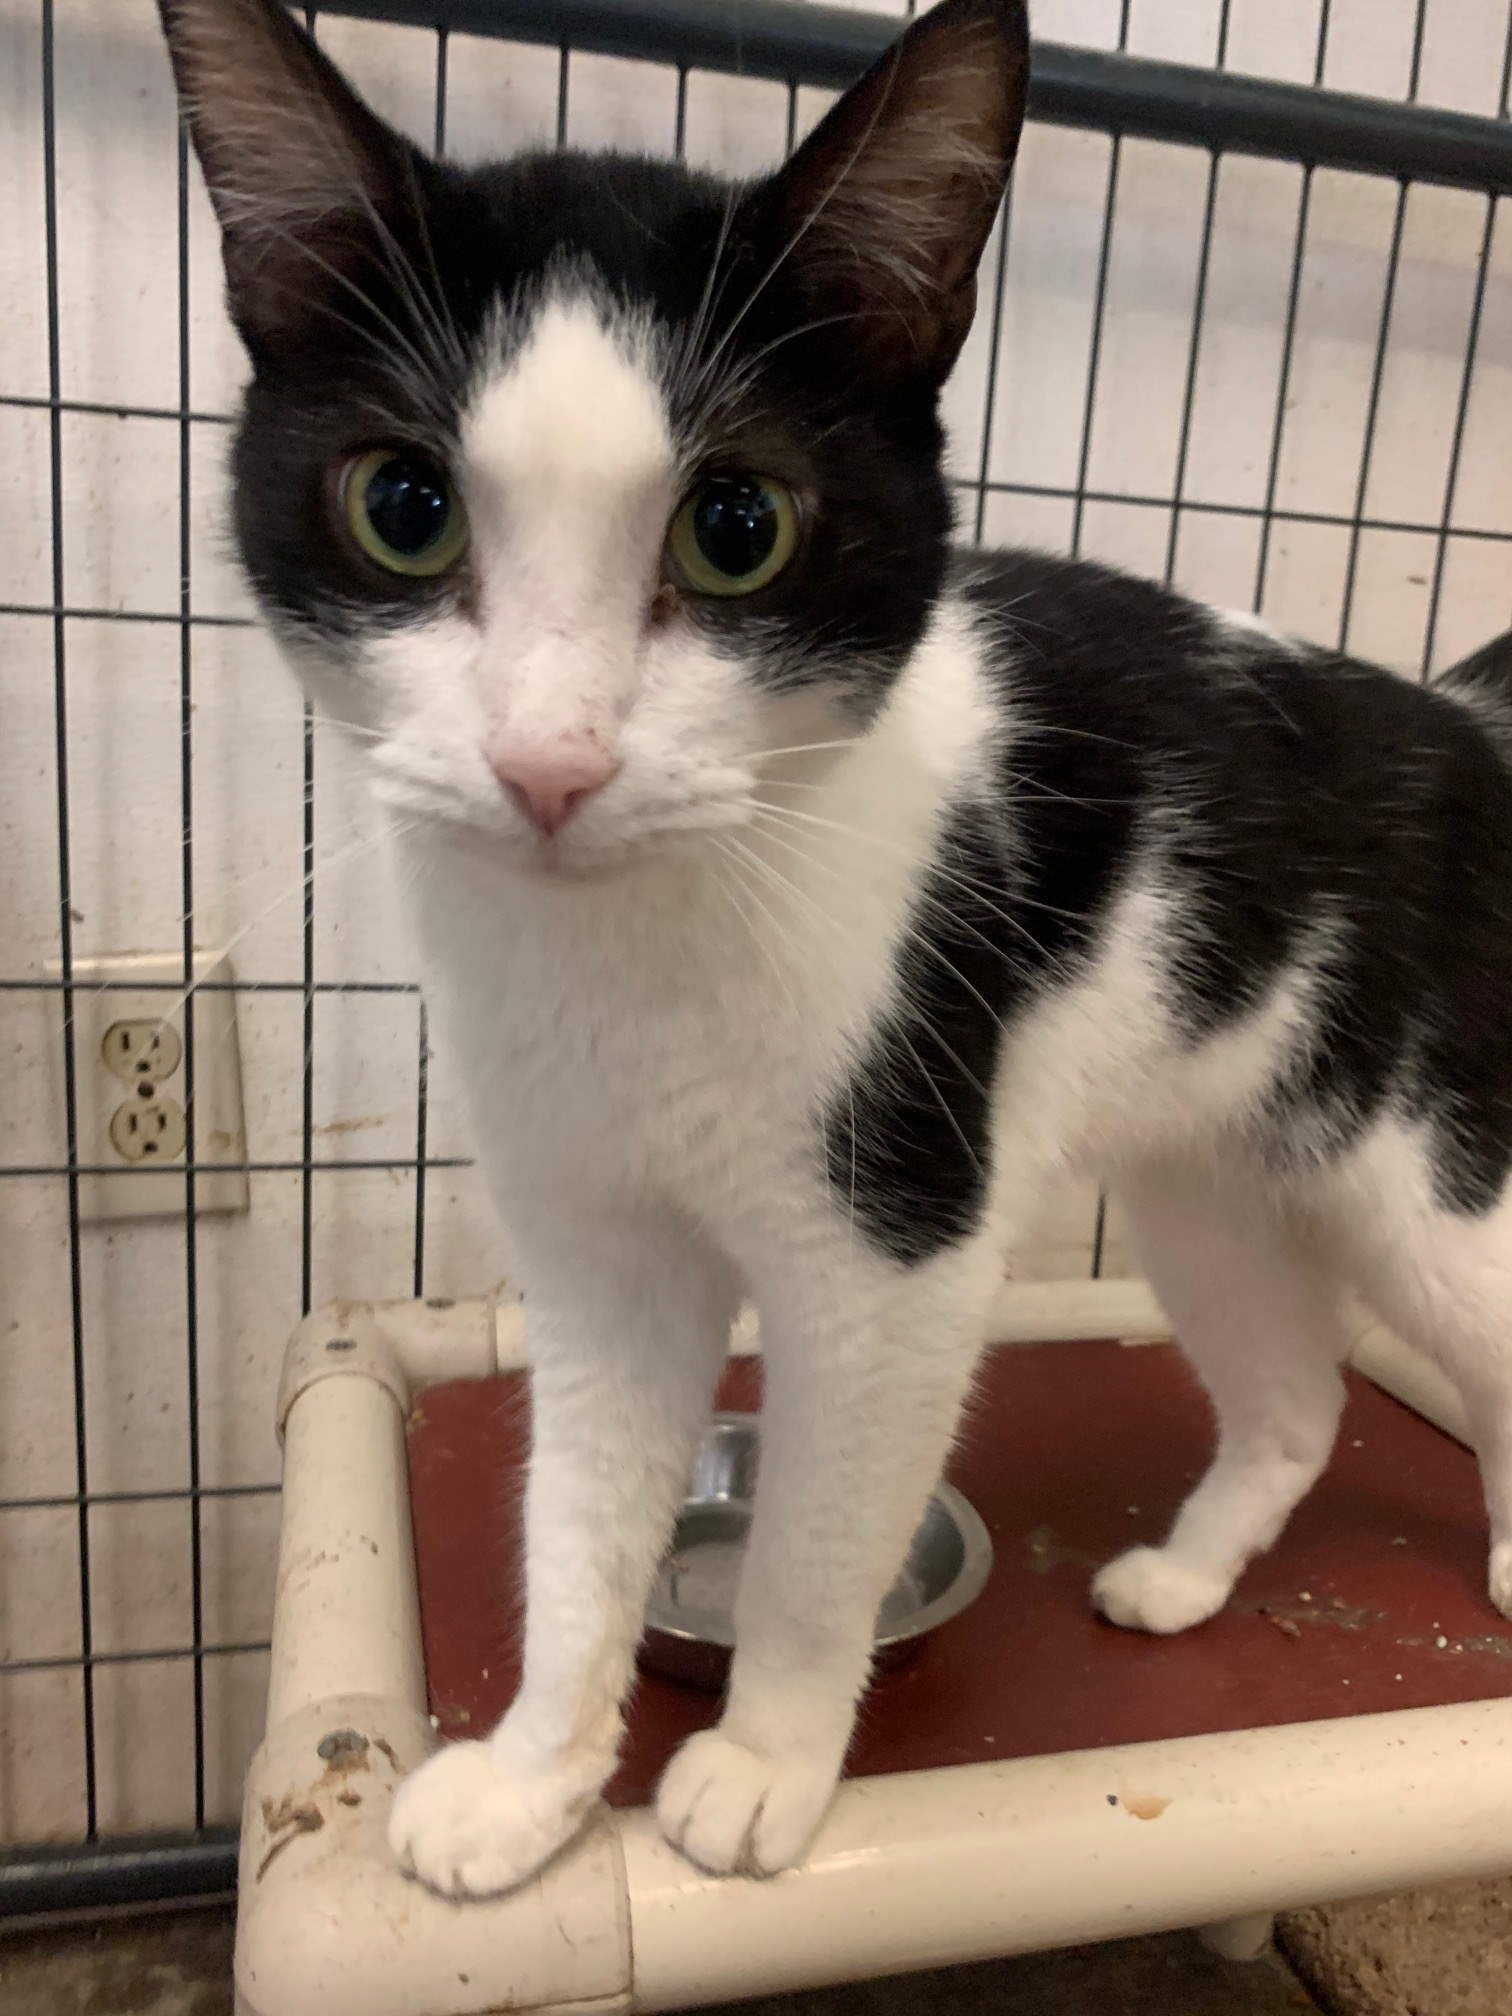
[342,447,467,577]
[667,474,799,597]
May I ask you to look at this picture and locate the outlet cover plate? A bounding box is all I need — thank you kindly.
[53,952,250,1224]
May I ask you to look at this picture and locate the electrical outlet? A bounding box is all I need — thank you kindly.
[55,952,250,1223]
[101,1017,183,1088]
[108,1094,188,1164]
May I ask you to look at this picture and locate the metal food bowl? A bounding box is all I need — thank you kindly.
[639,1412,994,1689]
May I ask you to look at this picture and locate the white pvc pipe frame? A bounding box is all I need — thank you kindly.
[236,1284,1502,2016]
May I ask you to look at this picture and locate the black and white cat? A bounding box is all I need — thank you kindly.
[160,0,1512,1899]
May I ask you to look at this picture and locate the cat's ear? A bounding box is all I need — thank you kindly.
[157,0,428,358]
[746,0,1028,384]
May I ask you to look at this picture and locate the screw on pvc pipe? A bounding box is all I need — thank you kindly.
[317,1729,370,1765]
[278,1303,417,1439]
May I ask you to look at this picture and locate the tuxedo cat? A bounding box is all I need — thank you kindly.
[159,0,1512,1897]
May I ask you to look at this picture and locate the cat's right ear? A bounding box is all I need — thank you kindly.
[157,0,427,359]
[742,0,1029,387]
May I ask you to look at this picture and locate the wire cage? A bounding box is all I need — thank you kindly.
[2,0,1511,1920]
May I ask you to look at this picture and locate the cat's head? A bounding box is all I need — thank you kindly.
[159,0,1028,875]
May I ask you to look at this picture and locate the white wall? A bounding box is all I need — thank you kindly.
[0,0,1509,1843]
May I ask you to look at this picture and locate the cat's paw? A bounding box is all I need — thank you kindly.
[1489,1542,1512,1619]
[388,1739,597,1899]
[1092,1545,1229,1634]
[656,1728,838,1877]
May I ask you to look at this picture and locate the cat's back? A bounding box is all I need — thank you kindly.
[955,543,1512,842]
[943,543,1512,1208]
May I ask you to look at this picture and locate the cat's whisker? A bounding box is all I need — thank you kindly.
[747,790,1087,936]
[689,309,878,427]
[732,831,995,1141]
[291,142,467,399]
[742,799,1057,959]
[82,822,408,1061]
[999,767,1135,811]
[215,205,453,423]
[756,768,1131,817]
[1015,719,1139,753]
[708,837,807,1028]
[308,717,389,743]
[744,815,1014,1041]
[193,705,392,750]
[751,738,865,762]
[737,818,999,1088]
[158,815,385,930]
[714,833,857,1232]
[378,158,470,379]
[665,177,744,405]
[679,55,918,408]
[889,1024,988,1177]
[745,804,1058,988]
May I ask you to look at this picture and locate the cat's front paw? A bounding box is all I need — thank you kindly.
[1092,1545,1229,1634]
[388,1739,599,1899]
[1489,1541,1512,1619]
[656,1727,838,1877]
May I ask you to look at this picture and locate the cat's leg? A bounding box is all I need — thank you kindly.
[656,1231,999,1878]
[1325,1128,1512,1619]
[389,1210,737,1898]
[1092,1174,1349,1634]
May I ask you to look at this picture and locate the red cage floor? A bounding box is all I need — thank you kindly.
[407,1340,1512,1809]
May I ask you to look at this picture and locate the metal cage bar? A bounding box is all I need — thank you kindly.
[313,0,1512,190]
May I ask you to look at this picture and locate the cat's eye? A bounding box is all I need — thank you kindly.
[666,474,799,597]
[341,448,467,577]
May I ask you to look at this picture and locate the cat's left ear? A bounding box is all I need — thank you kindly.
[157,0,429,360]
[745,0,1029,385]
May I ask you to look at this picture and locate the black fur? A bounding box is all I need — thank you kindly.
[832,800,1011,1262]
[831,553,1512,1262]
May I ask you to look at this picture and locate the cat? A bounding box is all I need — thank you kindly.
[159,0,1512,1900]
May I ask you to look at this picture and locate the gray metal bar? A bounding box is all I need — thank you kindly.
[0,1831,238,1919]
[314,0,1512,194]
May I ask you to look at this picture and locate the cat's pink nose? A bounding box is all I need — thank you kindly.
[490,742,620,837]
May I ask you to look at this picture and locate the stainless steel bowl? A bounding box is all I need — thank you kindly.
[639,1413,993,1689]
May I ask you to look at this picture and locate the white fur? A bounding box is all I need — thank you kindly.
[1217,606,1295,649]
[1322,1118,1512,1614]
[1092,1176,1349,1633]
[295,290,1512,1896]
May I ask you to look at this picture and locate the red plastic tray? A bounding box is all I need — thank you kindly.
[408,1340,1512,1808]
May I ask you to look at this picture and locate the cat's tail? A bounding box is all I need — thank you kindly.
[1437,628,1512,699]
